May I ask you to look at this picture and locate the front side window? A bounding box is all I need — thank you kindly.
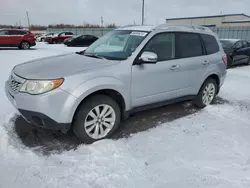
[220,40,235,48]
[143,33,175,61]
[59,33,66,37]
[176,33,203,58]
[84,30,149,60]
[242,41,249,48]
[201,34,219,55]
[235,41,243,49]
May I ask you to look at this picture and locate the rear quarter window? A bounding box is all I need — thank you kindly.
[200,34,219,55]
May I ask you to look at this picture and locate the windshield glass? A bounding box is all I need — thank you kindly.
[220,40,235,48]
[83,30,149,60]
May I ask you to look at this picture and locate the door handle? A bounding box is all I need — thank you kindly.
[170,65,180,70]
[202,60,210,65]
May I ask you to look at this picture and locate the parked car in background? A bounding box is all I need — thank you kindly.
[0,28,36,49]
[64,34,98,47]
[220,39,250,68]
[37,33,55,42]
[46,32,73,44]
[5,24,227,143]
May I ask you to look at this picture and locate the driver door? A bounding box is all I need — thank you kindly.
[131,32,180,108]
[233,40,249,64]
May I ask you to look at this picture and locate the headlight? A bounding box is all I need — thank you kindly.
[20,78,64,95]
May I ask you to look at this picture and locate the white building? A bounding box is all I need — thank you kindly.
[166,13,250,27]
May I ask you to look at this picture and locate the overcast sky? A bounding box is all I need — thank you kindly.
[1,0,250,26]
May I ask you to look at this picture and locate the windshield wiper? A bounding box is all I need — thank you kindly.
[84,53,106,60]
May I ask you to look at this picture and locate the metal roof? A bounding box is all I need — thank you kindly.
[166,13,250,21]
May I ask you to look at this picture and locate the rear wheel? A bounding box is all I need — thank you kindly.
[52,40,57,44]
[193,78,218,108]
[73,95,121,144]
[19,41,30,50]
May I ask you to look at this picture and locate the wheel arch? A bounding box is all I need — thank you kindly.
[19,40,31,46]
[202,73,220,94]
[72,89,127,123]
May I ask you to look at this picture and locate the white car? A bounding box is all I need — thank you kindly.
[36,33,55,42]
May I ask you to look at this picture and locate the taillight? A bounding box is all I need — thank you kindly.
[222,55,227,66]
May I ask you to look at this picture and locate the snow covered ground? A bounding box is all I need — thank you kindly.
[0,43,250,188]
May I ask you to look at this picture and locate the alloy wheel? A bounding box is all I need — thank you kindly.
[22,42,30,49]
[202,83,216,105]
[84,104,116,139]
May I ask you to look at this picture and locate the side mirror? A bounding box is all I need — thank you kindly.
[137,51,158,64]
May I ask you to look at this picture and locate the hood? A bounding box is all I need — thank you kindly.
[13,53,120,79]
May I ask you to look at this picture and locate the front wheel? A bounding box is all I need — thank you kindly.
[73,95,121,144]
[193,78,218,108]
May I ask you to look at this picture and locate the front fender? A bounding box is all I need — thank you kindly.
[62,77,131,122]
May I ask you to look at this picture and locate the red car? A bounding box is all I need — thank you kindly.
[46,32,73,44]
[0,28,36,49]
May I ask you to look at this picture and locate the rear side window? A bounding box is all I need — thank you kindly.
[176,33,203,58]
[201,34,219,54]
[9,30,27,35]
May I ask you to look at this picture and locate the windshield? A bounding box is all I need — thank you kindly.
[83,30,149,60]
[220,40,235,48]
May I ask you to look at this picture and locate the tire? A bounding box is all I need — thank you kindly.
[193,78,218,108]
[227,56,233,69]
[52,40,57,44]
[19,41,30,50]
[73,94,121,144]
[41,38,45,42]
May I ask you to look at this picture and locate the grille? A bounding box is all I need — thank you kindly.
[9,76,22,92]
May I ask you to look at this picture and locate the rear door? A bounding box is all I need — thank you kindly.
[88,35,98,45]
[0,30,10,46]
[76,35,88,46]
[8,30,27,46]
[174,32,208,96]
[242,40,250,56]
[233,40,249,64]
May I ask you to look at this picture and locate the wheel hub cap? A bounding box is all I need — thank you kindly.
[202,83,216,105]
[84,104,116,139]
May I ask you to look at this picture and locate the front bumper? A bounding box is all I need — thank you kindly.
[5,74,78,131]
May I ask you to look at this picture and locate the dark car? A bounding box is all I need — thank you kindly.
[220,39,250,68]
[64,35,98,47]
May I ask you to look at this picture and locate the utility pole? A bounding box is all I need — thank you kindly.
[101,16,104,27]
[26,11,31,28]
[142,0,145,25]
[101,16,104,36]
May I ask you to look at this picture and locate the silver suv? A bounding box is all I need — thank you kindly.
[5,24,227,143]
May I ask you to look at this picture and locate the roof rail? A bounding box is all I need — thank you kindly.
[119,24,142,28]
[153,24,213,32]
